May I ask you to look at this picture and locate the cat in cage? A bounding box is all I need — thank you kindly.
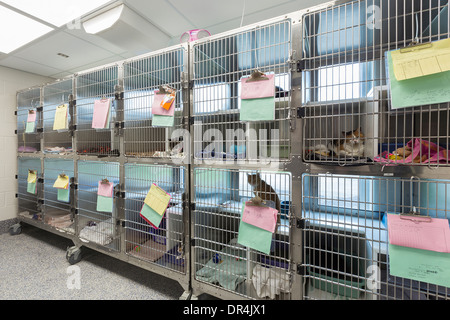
[247,173,281,224]
[313,128,365,158]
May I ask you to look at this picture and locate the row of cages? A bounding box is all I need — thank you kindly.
[16,0,450,169]
[15,0,450,301]
[17,156,450,300]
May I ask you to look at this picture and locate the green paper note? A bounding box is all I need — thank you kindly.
[140,203,164,229]
[96,195,113,213]
[57,188,70,203]
[237,206,273,254]
[25,121,35,133]
[389,244,450,288]
[240,97,275,121]
[152,115,174,127]
[27,182,37,194]
[387,50,450,109]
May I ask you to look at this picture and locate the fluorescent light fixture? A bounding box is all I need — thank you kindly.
[83,4,124,34]
[1,0,112,27]
[0,5,54,54]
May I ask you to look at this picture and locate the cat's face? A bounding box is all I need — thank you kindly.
[247,174,260,186]
[343,128,364,145]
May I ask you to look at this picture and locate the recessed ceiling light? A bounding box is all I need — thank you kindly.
[1,0,113,27]
[0,5,54,54]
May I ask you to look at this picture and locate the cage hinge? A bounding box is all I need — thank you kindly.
[36,107,43,112]
[296,60,305,72]
[189,203,196,211]
[71,208,78,215]
[297,107,305,119]
[37,178,44,183]
[115,91,124,101]
[38,199,44,204]
[37,128,44,133]
[15,193,18,198]
[296,264,306,276]
[15,175,18,179]
[70,183,78,190]
[190,239,196,247]
[14,111,17,116]
[14,130,17,135]
[296,218,305,229]
[115,121,125,129]
[188,117,195,126]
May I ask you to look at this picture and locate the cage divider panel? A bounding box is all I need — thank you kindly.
[42,78,74,153]
[122,47,186,159]
[75,65,120,156]
[17,87,42,153]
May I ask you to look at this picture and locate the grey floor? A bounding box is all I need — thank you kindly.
[0,224,187,300]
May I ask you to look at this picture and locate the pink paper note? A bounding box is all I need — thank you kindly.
[387,213,450,253]
[241,73,275,100]
[242,202,278,233]
[92,99,111,129]
[98,181,114,198]
[27,111,36,123]
[152,91,175,116]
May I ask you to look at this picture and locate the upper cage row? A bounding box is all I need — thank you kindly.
[17,0,450,167]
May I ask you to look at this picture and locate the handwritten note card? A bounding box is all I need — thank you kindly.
[152,91,175,116]
[242,202,278,233]
[391,38,450,81]
[387,213,450,253]
[53,104,68,131]
[27,170,37,184]
[53,175,69,189]
[27,110,36,123]
[241,73,275,99]
[237,205,273,254]
[98,181,114,198]
[144,184,171,216]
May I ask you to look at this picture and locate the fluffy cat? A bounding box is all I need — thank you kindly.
[247,173,281,223]
[314,128,365,158]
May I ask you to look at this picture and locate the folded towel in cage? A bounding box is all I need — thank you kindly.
[252,264,291,299]
[374,138,449,164]
[195,240,247,291]
[79,218,115,245]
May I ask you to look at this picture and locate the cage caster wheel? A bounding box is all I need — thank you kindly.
[66,246,82,265]
[9,223,22,236]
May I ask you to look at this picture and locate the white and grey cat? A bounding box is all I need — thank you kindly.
[314,128,365,157]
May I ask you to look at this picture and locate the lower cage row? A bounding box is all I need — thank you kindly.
[14,157,450,300]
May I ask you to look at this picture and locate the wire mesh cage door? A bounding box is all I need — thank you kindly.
[43,159,75,233]
[123,47,187,160]
[77,161,120,251]
[192,167,292,299]
[75,65,120,157]
[42,78,74,154]
[17,87,42,154]
[192,18,292,163]
[17,157,42,221]
[302,173,450,300]
[124,163,186,273]
[302,0,450,167]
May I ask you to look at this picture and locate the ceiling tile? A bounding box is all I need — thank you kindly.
[0,56,62,77]
[13,31,116,71]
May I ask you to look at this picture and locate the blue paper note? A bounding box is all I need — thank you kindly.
[57,188,70,203]
[27,182,37,194]
[152,115,174,127]
[240,97,275,121]
[140,202,164,228]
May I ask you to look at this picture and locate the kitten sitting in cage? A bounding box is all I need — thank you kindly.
[314,128,365,158]
[247,173,281,224]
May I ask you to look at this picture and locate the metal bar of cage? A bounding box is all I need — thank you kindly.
[191,167,292,299]
[122,46,187,161]
[302,0,450,168]
[302,173,450,300]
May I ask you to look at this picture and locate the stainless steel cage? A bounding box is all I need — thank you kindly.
[191,167,292,299]
[42,158,75,233]
[122,47,187,160]
[76,160,120,250]
[302,0,450,167]
[192,17,293,163]
[17,87,41,154]
[42,78,74,154]
[123,163,186,274]
[17,157,42,221]
[75,65,120,157]
[302,173,450,300]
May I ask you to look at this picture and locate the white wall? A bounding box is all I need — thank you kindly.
[0,66,52,222]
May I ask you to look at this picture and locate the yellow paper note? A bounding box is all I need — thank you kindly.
[53,104,68,130]
[143,184,171,216]
[391,38,450,81]
[27,170,37,184]
[53,175,69,189]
